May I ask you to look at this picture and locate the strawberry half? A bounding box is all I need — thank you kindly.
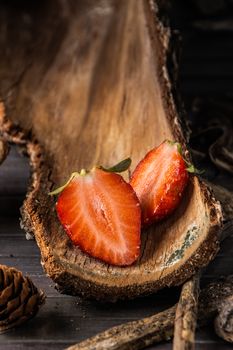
[50,161,141,266]
[130,140,190,226]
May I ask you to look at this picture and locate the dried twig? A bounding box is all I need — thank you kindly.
[173,273,200,350]
[214,295,233,343]
[207,182,233,222]
[66,276,233,350]
[67,306,175,350]
[0,138,9,165]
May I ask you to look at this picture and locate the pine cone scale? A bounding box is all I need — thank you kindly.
[0,283,14,304]
[7,295,21,314]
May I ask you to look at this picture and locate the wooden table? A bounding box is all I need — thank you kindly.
[1,1,233,349]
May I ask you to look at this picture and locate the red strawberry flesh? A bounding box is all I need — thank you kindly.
[130,141,189,226]
[56,168,141,266]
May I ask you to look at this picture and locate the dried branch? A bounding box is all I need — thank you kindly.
[207,182,233,223]
[66,276,233,350]
[214,295,233,343]
[67,306,175,350]
[173,273,200,350]
[0,138,9,165]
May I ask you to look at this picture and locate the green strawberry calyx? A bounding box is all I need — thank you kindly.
[166,140,204,175]
[49,172,79,196]
[99,157,131,173]
[49,157,131,196]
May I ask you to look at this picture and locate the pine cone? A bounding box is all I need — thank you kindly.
[0,264,45,333]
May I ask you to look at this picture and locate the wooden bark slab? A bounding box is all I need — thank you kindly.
[0,0,222,300]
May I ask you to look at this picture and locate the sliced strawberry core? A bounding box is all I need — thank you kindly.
[56,168,141,266]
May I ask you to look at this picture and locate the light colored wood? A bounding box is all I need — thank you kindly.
[0,0,222,299]
[173,273,200,350]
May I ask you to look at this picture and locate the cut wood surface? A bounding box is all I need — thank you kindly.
[0,0,222,300]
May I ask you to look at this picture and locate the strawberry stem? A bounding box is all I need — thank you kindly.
[166,140,183,154]
[49,172,79,196]
[100,157,131,173]
[166,140,204,175]
[80,169,86,176]
[186,164,196,173]
[176,143,182,156]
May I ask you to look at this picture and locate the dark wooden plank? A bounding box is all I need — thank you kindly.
[5,343,232,350]
[0,238,40,257]
[0,217,25,236]
[0,146,30,217]
[0,147,30,195]
[0,345,69,350]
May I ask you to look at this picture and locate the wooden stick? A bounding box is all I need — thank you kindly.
[66,276,233,350]
[214,295,233,343]
[68,306,175,350]
[0,138,9,165]
[173,273,200,350]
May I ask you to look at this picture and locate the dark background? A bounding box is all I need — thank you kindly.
[0,1,233,349]
[169,0,233,191]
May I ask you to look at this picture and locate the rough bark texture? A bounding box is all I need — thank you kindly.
[0,0,222,300]
[173,273,200,350]
[0,138,9,165]
[214,295,233,343]
[68,306,175,350]
[66,276,233,350]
